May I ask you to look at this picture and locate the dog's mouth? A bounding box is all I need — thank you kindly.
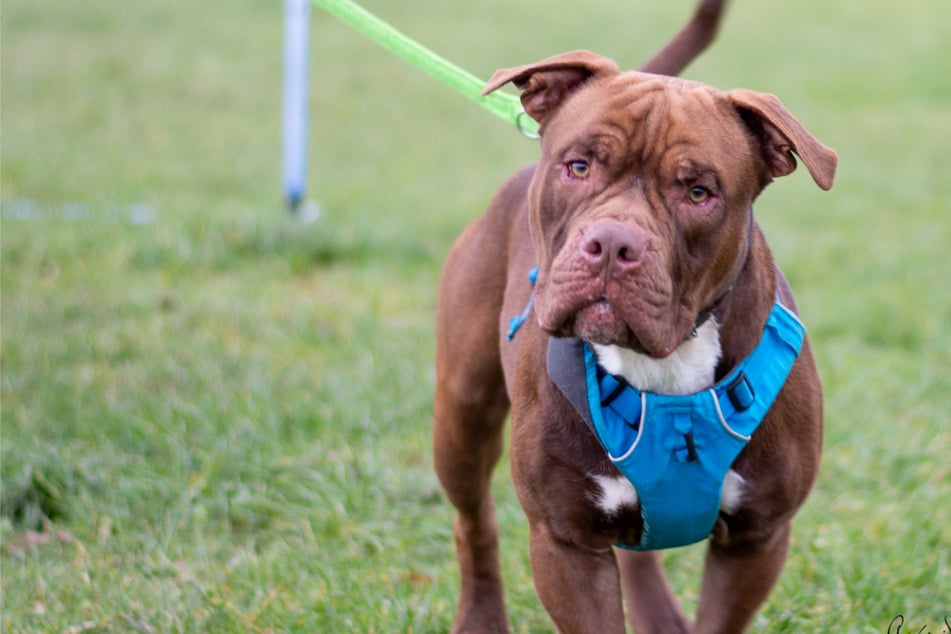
[573,299,636,346]
[548,298,650,354]
[543,296,687,359]
[533,254,694,358]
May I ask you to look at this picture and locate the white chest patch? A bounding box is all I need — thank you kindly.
[590,470,748,518]
[719,469,747,514]
[590,474,639,517]
[591,318,722,395]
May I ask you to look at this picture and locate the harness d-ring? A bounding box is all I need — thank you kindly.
[516,110,541,140]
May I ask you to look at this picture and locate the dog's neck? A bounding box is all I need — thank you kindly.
[591,318,722,396]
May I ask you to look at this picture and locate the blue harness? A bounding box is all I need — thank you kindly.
[536,298,805,550]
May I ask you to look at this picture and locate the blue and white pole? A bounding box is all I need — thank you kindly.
[282,0,311,212]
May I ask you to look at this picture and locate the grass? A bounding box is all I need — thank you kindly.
[1,0,949,631]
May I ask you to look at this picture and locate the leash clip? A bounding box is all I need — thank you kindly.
[515,110,540,140]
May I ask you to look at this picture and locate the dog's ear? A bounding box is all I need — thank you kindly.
[482,51,620,127]
[727,89,837,191]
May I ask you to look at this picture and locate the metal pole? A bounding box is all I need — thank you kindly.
[282,0,310,212]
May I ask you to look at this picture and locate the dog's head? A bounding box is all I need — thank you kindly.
[484,51,837,358]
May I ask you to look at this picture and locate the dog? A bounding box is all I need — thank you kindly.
[433,1,837,631]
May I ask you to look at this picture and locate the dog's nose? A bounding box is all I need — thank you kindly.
[580,224,647,274]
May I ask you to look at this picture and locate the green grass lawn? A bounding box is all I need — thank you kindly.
[2,0,949,631]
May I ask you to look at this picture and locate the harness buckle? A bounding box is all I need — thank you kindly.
[726,372,755,412]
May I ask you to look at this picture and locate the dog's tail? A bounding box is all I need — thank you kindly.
[639,0,726,76]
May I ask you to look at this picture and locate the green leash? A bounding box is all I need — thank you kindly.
[310,0,539,137]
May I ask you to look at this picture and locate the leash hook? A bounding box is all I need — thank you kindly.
[516,110,541,140]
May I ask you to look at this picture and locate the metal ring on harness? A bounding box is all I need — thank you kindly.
[516,110,541,140]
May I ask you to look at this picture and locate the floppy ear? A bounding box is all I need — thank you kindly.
[482,50,620,128]
[727,89,838,191]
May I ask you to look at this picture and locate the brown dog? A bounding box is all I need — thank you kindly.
[433,2,837,632]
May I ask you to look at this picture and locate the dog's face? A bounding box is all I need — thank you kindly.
[528,72,763,357]
[484,51,837,358]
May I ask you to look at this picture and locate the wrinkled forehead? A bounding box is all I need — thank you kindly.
[543,72,746,165]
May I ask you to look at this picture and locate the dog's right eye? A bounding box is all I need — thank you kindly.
[567,160,591,180]
[687,186,711,204]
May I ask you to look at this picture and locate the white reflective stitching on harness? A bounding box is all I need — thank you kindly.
[711,388,752,442]
[607,392,646,462]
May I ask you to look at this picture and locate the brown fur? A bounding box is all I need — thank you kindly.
[433,3,836,632]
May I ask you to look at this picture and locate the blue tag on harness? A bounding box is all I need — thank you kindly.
[506,267,538,341]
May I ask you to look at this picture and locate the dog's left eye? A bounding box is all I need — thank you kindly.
[567,160,591,180]
[688,186,711,204]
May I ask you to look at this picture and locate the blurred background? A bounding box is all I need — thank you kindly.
[2,0,948,631]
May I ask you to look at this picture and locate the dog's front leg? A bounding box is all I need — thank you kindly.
[529,523,627,634]
[617,549,690,634]
[692,522,791,634]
